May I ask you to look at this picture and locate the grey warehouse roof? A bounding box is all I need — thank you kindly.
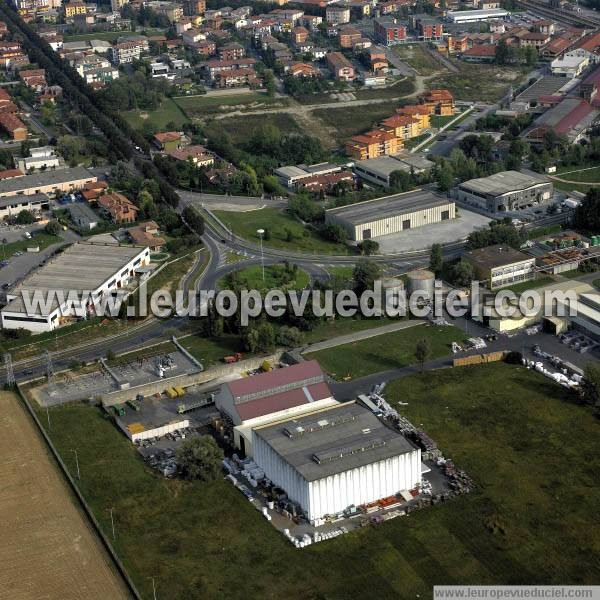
[458,170,548,196]
[465,244,534,271]
[355,153,434,177]
[254,402,417,482]
[3,242,145,316]
[326,189,451,226]
[0,167,95,195]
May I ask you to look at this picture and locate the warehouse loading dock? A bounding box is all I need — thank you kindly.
[325,189,456,242]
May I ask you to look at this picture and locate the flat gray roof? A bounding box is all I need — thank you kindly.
[254,402,417,482]
[0,167,95,195]
[3,242,146,316]
[465,244,534,271]
[326,189,451,226]
[458,170,548,197]
[355,153,434,178]
[515,76,569,102]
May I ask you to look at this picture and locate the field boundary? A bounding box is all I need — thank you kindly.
[15,384,142,600]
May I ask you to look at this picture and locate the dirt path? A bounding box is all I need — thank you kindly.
[0,391,130,600]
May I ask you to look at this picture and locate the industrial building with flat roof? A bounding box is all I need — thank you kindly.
[353,153,434,188]
[464,244,536,289]
[325,189,455,241]
[1,242,150,333]
[0,166,96,198]
[252,401,421,523]
[456,170,553,213]
[446,8,509,23]
[216,360,339,456]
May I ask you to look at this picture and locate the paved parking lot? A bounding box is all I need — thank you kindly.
[376,208,490,254]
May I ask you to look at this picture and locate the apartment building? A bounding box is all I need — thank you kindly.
[326,51,355,80]
[345,130,402,160]
[374,17,407,46]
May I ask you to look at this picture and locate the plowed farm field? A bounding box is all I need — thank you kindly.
[0,391,130,600]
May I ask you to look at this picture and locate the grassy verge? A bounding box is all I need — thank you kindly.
[306,324,468,380]
[213,207,351,255]
[550,180,593,195]
[553,166,600,183]
[31,362,600,599]
[394,44,441,76]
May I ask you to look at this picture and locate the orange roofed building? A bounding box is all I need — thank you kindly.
[345,129,402,160]
[379,113,421,140]
[419,88,455,115]
[98,192,139,224]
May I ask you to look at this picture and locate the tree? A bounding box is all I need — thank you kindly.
[495,39,512,65]
[182,205,205,235]
[581,362,600,407]
[357,239,379,256]
[352,259,380,295]
[414,337,431,373]
[574,188,600,232]
[389,169,414,192]
[429,243,443,276]
[450,259,475,287]
[176,436,224,482]
[15,210,35,225]
[436,163,454,192]
[45,220,62,236]
[277,325,304,347]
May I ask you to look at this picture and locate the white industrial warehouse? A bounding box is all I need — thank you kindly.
[1,242,150,333]
[252,401,422,523]
[325,189,455,242]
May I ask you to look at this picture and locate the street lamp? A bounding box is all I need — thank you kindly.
[256,228,265,282]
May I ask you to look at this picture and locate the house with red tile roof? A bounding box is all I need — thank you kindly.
[216,360,339,455]
[98,192,139,223]
[0,113,27,141]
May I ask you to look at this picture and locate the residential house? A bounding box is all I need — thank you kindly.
[153,131,184,151]
[419,89,455,115]
[166,144,215,166]
[0,113,27,141]
[326,51,355,81]
[339,26,361,49]
[219,42,245,60]
[373,17,407,46]
[128,221,165,250]
[461,44,496,63]
[98,192,139,223]
[326,4,350,25]
[379,113,421,140]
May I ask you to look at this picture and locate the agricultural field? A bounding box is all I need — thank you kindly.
[123,97,189,130]
[0,391,129,599]
[305,324,468,380]
[213,207,352,255]
[34,363,600,599]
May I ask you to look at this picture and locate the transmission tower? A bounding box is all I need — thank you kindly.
[4,353,14,388]
[45,350,54,382]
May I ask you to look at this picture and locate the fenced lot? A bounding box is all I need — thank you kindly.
[0,391,128,599]
[33,363,600,599]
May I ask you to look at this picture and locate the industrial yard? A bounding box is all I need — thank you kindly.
[31,362,600,599]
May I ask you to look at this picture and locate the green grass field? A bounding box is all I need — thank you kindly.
[174,93,286,118]
[214,207,351,255]
[312,101,400,145]
[306,324,468,379]
[395,44,441,76]
[122,97,189,130]
[553,166,600,184]
[33,362,600,599]
[551,180,594,194]
[220,263,310,293]
[353,78,415,100]
[206,113,300,144]
[498,276,554,295]
[1,232,61,256]
[63,31,127,42]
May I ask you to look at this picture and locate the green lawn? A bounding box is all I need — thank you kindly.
[306,324,468,380]
[178,332,243,367]
[123,97,189,130]
[206,113,300,145]
[0,232,61,257]
[32,362,600,599]
[174,93,286,118]
[498,276,554,295]
[213,207,351,255]
[551,179,594,194]
[353,79,415,100]
[220,263,310,293]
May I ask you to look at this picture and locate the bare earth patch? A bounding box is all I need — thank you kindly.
[0,391,130,600]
